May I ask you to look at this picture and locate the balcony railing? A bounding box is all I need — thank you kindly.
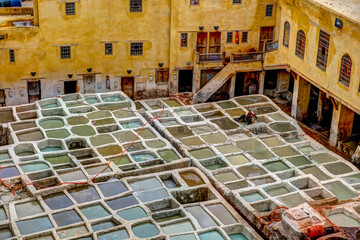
[265,41,279,52]
[230,52,263,63]
[196,52,223,64]
[12,20,33,27]
[0,7,33,16]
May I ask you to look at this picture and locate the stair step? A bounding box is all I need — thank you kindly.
[193,64,236,103]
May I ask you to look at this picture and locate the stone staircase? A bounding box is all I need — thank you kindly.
[193,63,238,103]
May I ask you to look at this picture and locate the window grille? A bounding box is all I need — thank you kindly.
[265,5,273,17]
[241,32,248,43]
[9,50,15,62]
[105,43,113,55]
[130,0,142,12]
[295,30,306,59]
[339,54,352,87]
[60,46,71,59]
[227,32,233,43]
[131,42,143,56]
[283,21,290,47]
[316,30,330,70]
[65,2,75,15]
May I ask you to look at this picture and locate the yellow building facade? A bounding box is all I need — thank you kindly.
[0,0,359,149]
[265,0,360,152]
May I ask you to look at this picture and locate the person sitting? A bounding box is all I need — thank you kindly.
[235,111,257,125]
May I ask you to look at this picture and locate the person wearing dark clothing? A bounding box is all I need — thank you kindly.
[236,110,257,125]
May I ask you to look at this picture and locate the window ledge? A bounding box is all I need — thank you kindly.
[338,81,350,88]
[316,65,327,72]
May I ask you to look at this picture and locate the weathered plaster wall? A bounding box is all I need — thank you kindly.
[0,0,279,103]
[168,0,278,94]
[277,70,290,92]
[265,0,360,114]
[0,0,171,102]
[0,0,359,117]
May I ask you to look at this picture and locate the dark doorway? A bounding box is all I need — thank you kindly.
[288,73,295,92]
[343,112,360,151]
[244,72,259,95]
[28,80,41,103]
[83,74,96,93]
[200,69,220,88]
[235,73,245,96]
[352,113,360,136]
[64,81,77,94]
[121,77,134,99]
[264,70,278,90]
[178,70,193,92]
[0,89,5,106]
[307,85,319,124]
[318,95,333,137]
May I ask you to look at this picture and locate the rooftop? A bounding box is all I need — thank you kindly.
[313,0,360,23]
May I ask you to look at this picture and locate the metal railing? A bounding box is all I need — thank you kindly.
[265,41,279,52]
[231,52,263,63]
[196,52,223,63]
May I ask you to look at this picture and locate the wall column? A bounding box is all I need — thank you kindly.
[277,70,290,92]
[329,103,354,146]
[291,76,311,121]
[229,75,236,98]
[291,75,312,121]
[169,71,178,95]
[33,0,39,26]
[316,91,325,123]
[258,71,265,94]
[291,74,299,118]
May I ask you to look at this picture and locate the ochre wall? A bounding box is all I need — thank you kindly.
[168,0,277,93]
[0,0,359,116]
[265,0,360,114]
[0,0,171,104]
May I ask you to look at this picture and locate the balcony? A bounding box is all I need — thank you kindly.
[0,0,33,16]
[230,52,263,63]
[196,52,224,64]
[265,41,279,52]
[0,0,35,27]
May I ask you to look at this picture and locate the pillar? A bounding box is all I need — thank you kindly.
[229,75,236,98]
[291,74,299,118]
[258,71,265,94]
[193,64,201,93]
[277,70,290,92]
[291,75,311,121]
[316,91,325,124]
[329,103,354,146]
[169,71,178,95]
